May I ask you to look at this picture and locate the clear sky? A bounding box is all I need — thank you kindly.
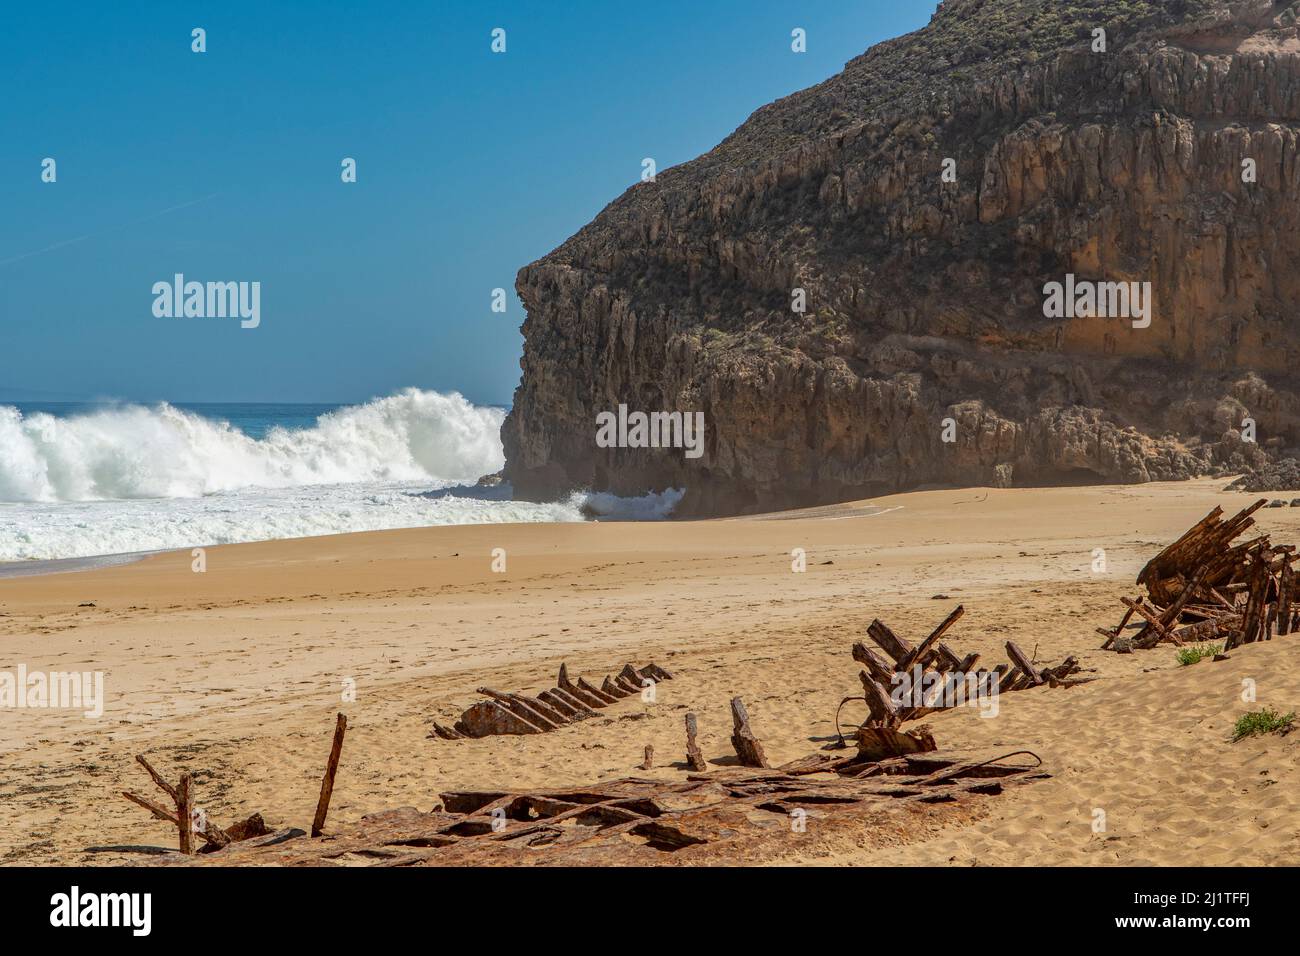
[0,1,932,404]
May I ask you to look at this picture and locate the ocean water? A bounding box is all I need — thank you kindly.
[0,389,683,563]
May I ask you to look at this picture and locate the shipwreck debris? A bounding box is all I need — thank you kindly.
[684,712,707,771]
[855,725,937,762]
[431,661,674,740]
[120,754,269,855]
[154,748,1049,866]
[728,697,769,768]
[843,605,1082,738]
[312,712,348,838]
[1101,499,1299,651]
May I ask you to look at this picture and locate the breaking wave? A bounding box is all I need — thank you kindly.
[0,389,505,503]
[0,390,684,561]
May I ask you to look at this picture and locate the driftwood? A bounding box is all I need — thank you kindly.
[728,698,769,768]
[434,662,674,740]
[312,712,348,838]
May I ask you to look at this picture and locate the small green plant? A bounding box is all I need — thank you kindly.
[1232,707,1297,742]
[1176,643,1221,666]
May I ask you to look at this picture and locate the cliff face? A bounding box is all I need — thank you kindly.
[503,0,1300,515]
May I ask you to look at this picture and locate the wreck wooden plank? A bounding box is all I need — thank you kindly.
[1235,553,1271,648]
[476,688,562,730]
[557,662,579,694]
[135,755,179,803]
[866,619,913,664]
[577,676,620,705]
[1004,641,1043,685]
[1279,555,1293,636]
[685,712,707,771]
[618,663,649,689]
[428,722,464,740]
[614,676,643,696]
[512,693,570,726]
[123,790,179,827]
[123,788,234,849]
[600,675,631,699]
[1122,597,1171,648]
[312,713,347,838]
[855,725,937,761]
[177,773,194,855]
[1101,599,1142,649]
[1170,614,1240,643]
[456,699,548,737]
[859,670,900,726]
[932,643,962,672]
[638,662,674,682]
[899,605,964,671]
[541,688,597,718]
[852,641,896,685]
[729,697,769,768]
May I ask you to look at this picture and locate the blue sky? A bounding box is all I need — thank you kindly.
[0,1,932,405]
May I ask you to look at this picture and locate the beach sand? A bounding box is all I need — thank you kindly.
[2,478,1298,866]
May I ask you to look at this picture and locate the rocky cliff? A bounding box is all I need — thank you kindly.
[503,0,1300,516]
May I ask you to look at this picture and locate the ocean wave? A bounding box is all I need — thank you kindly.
[0,388,505,503]
[0,390,686,561]
[575,488,684,520]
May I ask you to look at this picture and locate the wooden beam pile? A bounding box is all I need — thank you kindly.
[1099,498,1299,651]
[850,605,1081,728]
[429,661,674,740]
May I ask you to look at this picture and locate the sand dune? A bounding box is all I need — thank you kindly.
[1,478,1297,865]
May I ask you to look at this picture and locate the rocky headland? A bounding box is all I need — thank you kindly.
[504,0,1300,515]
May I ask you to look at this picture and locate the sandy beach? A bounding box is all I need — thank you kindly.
[2,478,1298,866]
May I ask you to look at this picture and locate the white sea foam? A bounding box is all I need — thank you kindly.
[577,488,684,520]
[0,388,504,502]
[0,390,682,561]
